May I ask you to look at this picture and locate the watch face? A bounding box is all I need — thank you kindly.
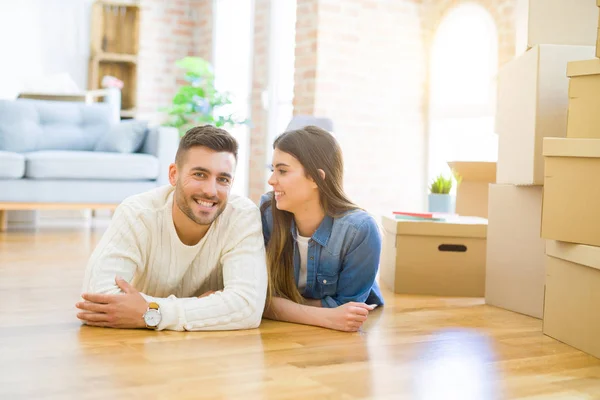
[144,309,161,327]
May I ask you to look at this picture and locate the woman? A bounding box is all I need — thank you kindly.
[260,125,384,332]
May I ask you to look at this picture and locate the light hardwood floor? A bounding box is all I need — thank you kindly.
[1,224,600,399]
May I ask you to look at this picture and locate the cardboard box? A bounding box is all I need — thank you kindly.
[485,184,545,319]
[567,59,600,139]
[515,0,598,55]
[447,161,496,218]
[543,240,600,359]
[597,11,600,58]
[541,138,600,247]
[380,215,487,297]
[496,45,595,185]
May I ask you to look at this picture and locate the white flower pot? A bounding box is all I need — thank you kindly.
[428,194,455,214]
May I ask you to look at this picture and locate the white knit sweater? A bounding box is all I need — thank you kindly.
[81,185,268,331]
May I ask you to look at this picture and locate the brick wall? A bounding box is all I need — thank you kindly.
[294,0,427,216]
[131,0,516,215]
[290,0,517,216]
[294,0,318,116]
[248,0,271,204]
[191,0,213,63]
[137,0,213,124]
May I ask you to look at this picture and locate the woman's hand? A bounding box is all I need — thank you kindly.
[325,302,374,332]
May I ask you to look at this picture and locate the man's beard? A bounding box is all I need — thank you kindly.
[175,183,226,226]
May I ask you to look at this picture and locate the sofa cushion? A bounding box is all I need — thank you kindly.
[25,151,160,181]
[0,99,113,152]
[0,151,25,179]
[0,179,158,203]
[94,120,149,153]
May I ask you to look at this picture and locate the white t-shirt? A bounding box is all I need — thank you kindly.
[296,231,311,292]
[81,185,267,331]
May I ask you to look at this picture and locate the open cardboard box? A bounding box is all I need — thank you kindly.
[447,161,496,218]
[515,0,598,55]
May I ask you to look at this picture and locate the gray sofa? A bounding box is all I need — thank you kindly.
[0,99,179,228]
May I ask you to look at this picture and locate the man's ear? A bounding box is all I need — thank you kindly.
[168,163,177,186]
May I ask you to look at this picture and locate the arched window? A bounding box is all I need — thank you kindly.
[428,3,499,184]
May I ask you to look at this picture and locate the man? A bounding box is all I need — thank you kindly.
[76,125,267,331]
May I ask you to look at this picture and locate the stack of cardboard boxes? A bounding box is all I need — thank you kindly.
[540,0,600,360]
[488,0,600,359]
[379,3,600,350]
[486,0,597,320]
[378,1,598,304]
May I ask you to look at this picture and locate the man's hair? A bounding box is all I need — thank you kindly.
[175,125,238,165]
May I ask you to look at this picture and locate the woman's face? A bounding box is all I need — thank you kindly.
[268,148,319,213]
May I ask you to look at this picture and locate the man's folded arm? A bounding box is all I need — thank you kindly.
[139,207,268,332]
[84,204,268,332]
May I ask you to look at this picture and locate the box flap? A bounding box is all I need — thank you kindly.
[447,161,496,183]
[543,137,600,158]
[567,59,600,77]
[381,215,487,238]
[546,240,600,271]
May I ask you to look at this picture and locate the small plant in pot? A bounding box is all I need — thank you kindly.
[428,171,460,214]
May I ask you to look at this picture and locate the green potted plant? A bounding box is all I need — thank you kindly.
[160,56,249,136]
[428,170,461,214]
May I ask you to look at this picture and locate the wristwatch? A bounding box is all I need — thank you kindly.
[143,302,161,329]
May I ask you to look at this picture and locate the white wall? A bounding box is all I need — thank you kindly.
[0,0,93,99]
[0,0,93,223]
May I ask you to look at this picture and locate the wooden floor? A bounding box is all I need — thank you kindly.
[2,223,600,400]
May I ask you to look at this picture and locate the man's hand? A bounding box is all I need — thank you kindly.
[198,290,216,298]
[76,276,149,329]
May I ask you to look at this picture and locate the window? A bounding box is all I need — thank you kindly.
[428,4,498,184]
[213,0,255,196]
[264,0,297,192]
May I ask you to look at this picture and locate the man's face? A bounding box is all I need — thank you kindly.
[169,146,236,226]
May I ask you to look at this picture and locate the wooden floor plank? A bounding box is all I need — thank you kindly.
[1,225,599,399]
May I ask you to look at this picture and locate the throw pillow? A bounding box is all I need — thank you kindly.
[94,120,149,153]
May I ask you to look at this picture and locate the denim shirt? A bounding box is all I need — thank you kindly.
[259,193,384,308]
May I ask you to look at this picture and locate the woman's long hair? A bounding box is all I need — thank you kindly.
[261,126,360,306]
